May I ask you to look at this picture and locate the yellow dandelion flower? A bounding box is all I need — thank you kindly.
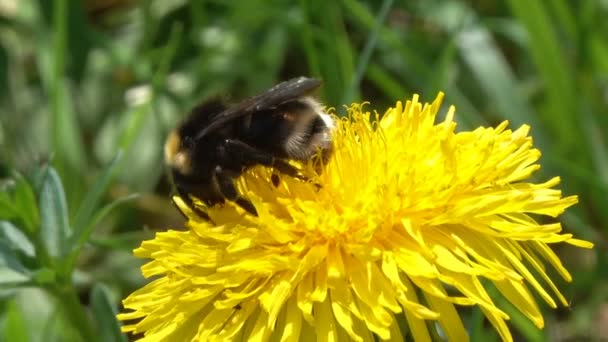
[118,93,593,342]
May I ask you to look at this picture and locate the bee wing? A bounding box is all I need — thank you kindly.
[195,77,322,140]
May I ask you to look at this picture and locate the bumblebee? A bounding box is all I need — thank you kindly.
[164,77,334,221]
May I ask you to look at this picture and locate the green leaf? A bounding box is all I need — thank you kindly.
[0,173,38,232]
[12,172,40,233]
[30,161,51,195]
[0,240,28,274]
[0,267,30,286]
[47,285,95,342]
[0,193,20,221]
[91,284,128,342]
[38,168,70,259]
[0,221,35,258]
[2,299,30,342]
[32,267,56,285]
[72,151,123,242]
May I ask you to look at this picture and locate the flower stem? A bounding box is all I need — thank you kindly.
[50,284,96,342]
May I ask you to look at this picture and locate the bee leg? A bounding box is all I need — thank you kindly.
[271,159,309,182]
[271,159,323,190]
[174,186,214,223]
[171,196,189,219]
[223,139,309,182]
[213,166,258,216]
[271,173,281,187]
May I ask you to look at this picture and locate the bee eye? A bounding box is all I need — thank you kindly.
[183,136,194,149]
[281,112,295,121]
[310,116,326,135]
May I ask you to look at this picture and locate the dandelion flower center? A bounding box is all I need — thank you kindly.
[118,93,592,342]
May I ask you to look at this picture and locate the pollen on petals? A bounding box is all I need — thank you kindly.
[118,92,593,342]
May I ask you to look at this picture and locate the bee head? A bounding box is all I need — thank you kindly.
[279,97,334,162]
[165,100,227,175]
[164,130,193,174]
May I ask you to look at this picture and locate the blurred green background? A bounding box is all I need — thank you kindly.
[0,0,605,341]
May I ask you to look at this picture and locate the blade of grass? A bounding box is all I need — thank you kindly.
[0,42,8,101]
[151,23,182,91]
[581,105,608,224]
[577,1,608,227]
[506,0,578,148]
[90,231,154,250]
[366,62,411,101]
[309,2,355,106]
[117,103,152,154]
[425,36,487,129]
[72,151,123,240]
[342,0,432,83]
[546,0,577,41]
[495,295,545,342]
[330,4,355,103]
[456,22,548,149]
[297,0,322,78]
[343,0,394,105]
[48,0,86,211]
[74,194,139,251]
[589,33,608,73]
[118,23,182,154]
[424,38,458,97]
[66,194,138,273]
[342,0,485,127]
[468,308,492,341]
